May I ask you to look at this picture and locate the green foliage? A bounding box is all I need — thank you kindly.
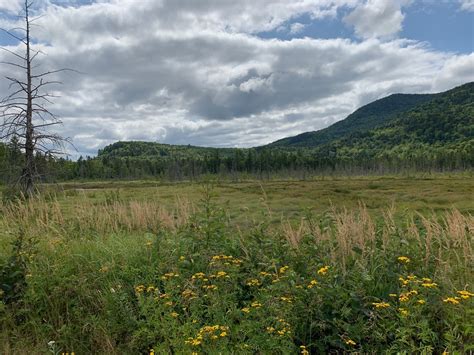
[0,188,472,353]
[0,229,36,306]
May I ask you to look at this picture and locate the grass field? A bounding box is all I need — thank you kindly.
[0,174,473,353]
[56,174,474,222]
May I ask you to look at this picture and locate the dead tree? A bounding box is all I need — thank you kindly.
[0,0,72,197]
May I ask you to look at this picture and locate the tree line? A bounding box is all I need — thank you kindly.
[1,139,472,184]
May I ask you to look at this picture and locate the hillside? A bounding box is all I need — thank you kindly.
[98,141,243,160]
[309,82,474,165]
[268,92,437,148]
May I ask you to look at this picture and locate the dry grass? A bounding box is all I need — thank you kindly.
[1,196,194,238]
[1,195,472,283]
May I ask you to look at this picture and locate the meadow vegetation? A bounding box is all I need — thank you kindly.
[0,176,473,353]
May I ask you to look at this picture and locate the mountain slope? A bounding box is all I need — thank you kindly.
[308,82,473,164]
[268,91,438,148]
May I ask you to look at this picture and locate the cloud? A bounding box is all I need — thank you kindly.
[343,0,411,39]
[0,0,472,157]
[459,0,474,11]
[0,0,22,13]
[289,22,306,35]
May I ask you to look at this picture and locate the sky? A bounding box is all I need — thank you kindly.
[0,0,473,157]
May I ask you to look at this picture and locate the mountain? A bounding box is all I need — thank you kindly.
[88,82,473,180]
[316,82,473,162]
[268,92,438,148]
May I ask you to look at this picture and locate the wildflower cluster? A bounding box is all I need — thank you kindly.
[185,325,229,347]
[397,256,411,264]
[317,265,329,275]
[246,278,261,287]
[210,255,242,266]
[266,318,291,337]
[443,290,474,305]
[161,272,179,281]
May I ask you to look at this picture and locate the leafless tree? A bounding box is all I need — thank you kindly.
[0,0,73,197]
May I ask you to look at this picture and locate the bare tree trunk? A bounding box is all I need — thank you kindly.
[24,2,35,197]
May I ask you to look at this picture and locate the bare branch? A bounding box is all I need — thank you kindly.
[0,47,26,61]
[0,28,27,44]
[0,61,28,70]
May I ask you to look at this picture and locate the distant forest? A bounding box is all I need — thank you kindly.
[0,83,472,182]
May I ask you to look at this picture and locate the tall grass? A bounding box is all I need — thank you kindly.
[0,193,472,353]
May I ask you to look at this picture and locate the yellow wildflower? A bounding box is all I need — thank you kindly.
[417,299,426,305]
[307,279,318,289]
[161,272,179,280]
[220,332,227,337]
[399,277,409,286]
[212,271,229,279]
[389,293,397,297]
[398,308,409,316]
[421,282,438,288]
[170,312,179,318]
[399,294,410,302]
[317,266,329,275]
[397,256,410,264]
[443,297,460,305]
[457,290,474,299]
[241,307,250,313]
[246,279,261,287]
[185,338,202,346]
[345,339,357,346]
[300,345,309,354]
[251,302,262,308]
[279,265,289,274]
[182,289,197,298]
[135,285,145,293]
[372,302,390,309]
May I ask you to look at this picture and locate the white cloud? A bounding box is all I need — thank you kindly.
[0,0,22,13]
[0,0,472,157]
[344,0,411,39]
[289,22,306,35]
[459,0,474,11]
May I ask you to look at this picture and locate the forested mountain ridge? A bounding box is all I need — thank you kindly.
[98,141,245,160]
[304,82,473,169]
[269,89,444,148]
